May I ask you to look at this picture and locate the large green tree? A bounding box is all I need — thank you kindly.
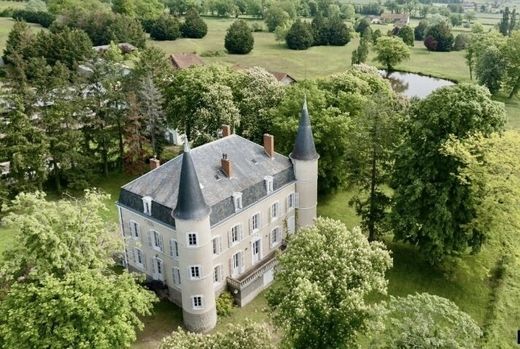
[267,217,392,349]
[390,84,505,264]
[475,45,505,95]
[503,30,520,98]
[374,36,410,72]
[371,293,482,348]
[0,191,156,348]
[224,19,254,54]
[286,19,314,50]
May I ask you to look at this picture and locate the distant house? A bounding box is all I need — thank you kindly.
[270,71,297,85]
[169,53,205,70]
[380,13,410,26]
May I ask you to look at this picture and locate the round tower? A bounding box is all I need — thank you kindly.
[289,98,319,229]
[173,141,217,333]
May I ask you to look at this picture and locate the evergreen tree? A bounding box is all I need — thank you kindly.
[475,46,505,95]
[499,7,510,36]
[123,93,148,175]
[3,21,35,64]
[150,14,181,40]
[181,8,208,38]
[224,19,254,54]
[351,35,369,64]
[286,19,314,50]
[414,19,428,40]
[311,13,329,46]
[509,9,517,36]
[328,16,351,46]
[424,22,453,51]
[139,75,166,157]
[398,25,414,46]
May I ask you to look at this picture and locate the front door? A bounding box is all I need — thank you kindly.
[252,239,261,264]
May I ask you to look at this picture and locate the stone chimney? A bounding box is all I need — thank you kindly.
[263,134,274,158]
[150,156,160,170]
[221,153,232,177]
[221,125,231,137]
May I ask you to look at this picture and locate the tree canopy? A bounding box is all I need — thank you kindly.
[224,20,254,54]
[374,36,410,72]
[267,217,392,349]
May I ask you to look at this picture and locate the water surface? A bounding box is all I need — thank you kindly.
[380,70,455,98]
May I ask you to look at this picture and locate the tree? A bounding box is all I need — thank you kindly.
[0,192,157,348]
[159,321,274,349]
[327,17,351,46]
[509,9,517,36]
[286,19,314,50]
[450,13,462,27]
[3,21,35,64]
[47,0,110,15]
[499,6,510,36]
[274,21,291,42]
[225,20,254,54]
[502,31,520,98]
[0,102,49,194]
[267,217,392,349]
[414,19,428,40]
[371,293,482,348]
[139,75,166,157]
[355,17,370,33]
[453,33,469,51]
[351,35,369,64]
[475,46,505,95]
[398,25,414,46]
[424,21,453,51]
[372,28,382,44]
[150,14,181,40]
[26,0,48,12]
[347,94,403,241]
[123,93,148,174]
[181,8,208,38]
[374,36,410,72]
[264,6,289,32]
[390,84,506,264]
[311,13,329,46]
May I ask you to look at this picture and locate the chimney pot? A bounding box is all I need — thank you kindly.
[222,125,231,137]
[221,155,232,177]
[149,157,160,170]
[263,134,274,158]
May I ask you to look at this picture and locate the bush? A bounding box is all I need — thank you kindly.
[216,291,234,317]
[12,10,56,27]
[250,22,265,32]
[286,19,313,50]
[200,49,226,57]
[328,17,351,46]
[224,19,254,54]
[180,8,207,38]
[424,35,438,51]
[140,18,155,33]
[150,15,181,40]
[453,33,469,51]
[414,19,428,41]
[311,14,329,46]
[424,22,453,51]
[398,25,414,46]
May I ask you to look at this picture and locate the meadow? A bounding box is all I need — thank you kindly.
[0,8,519,348]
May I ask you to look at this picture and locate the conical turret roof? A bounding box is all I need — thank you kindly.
[172,140,210,220]
[291,97,319,161]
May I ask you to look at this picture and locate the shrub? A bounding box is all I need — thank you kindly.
[216,291,234,317]
[372,28,382,45]
[453,33,469,51]
[250,22,265,32]
[328,17,351,46]
[311,14,329,46]
[398,25,414,46]
[224,19,254,54]
[140,18,155,33]
[414,19,428,40]
[424,22,453,51]
[150,15,181,40]
[12,10,56,27]
[424,35,438,51]
[181,8,207,38]
[200,49,226,57]
[286,19,313,50]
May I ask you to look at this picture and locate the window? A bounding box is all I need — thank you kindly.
[187,233,198,247]
[271,227,281,247]
[212,236,221,255]
[130,220,139,239]
[213,265,222,284]
[134,248,144,267]
[155,258,163,275]
[170,239,179,258]
[172,267,181,286]
[231,225,241,244]
[189,265,201,279]
[151,230,162,252]
[288,193,296,210]
[271,202,279,221]
[142,196,152,216]
[251,213,260,233]
[232,251,243,275]
[264,176,274,194]
[232,192,243,212]
[192,295,203,309]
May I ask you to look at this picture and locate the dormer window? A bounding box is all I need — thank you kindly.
[142,196,152,216]
[233,192,243,212]
[264,176,274,194]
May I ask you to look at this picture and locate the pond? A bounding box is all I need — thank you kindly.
[379,70,455,99]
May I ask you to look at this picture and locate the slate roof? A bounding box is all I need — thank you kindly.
[291,99,319,161]
[169,53,204,69]
[119,135,295,227]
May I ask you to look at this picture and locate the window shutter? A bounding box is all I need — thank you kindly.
[249,217,253,234]
[129,221,135,237]
[159,233,164,252]
[169,239,174,257]
[269,205,272,223]
[227,230,231,248]
[151,258,156,273]
[295,193,300,208]
[147,231,152,247]
[240,251,245,273]
[142,253,147,269]
[258,213,262,229]
[219,266,223,282]
[228,258,233,275]
[132,248,137,263]
[218,237,222,254]
[239,225,243,241]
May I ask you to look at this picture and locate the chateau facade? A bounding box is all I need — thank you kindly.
[117,100,318,332]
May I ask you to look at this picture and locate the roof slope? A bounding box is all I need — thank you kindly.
[291,99,319,161]
[122,135,293,210]
[169,53,204,69]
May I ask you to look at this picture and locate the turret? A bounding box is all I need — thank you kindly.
[289,98,319,229]
[173,141,216,332]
